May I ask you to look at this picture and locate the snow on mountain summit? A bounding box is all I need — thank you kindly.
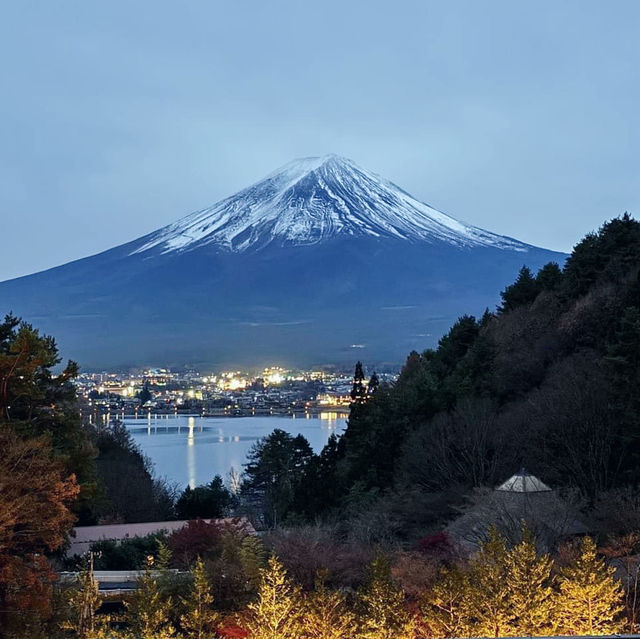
[132,155,529,255]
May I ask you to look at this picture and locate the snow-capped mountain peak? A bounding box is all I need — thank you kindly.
[132,155,528,255]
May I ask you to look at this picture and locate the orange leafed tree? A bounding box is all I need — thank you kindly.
[0,425,79,632]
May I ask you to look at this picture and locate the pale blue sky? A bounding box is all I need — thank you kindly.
[1,1,638,280]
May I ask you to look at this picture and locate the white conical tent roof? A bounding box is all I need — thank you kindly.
[496,470,552,493]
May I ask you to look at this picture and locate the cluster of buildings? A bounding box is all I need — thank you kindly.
[76,366,395,419]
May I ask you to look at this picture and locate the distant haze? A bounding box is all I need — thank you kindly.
[1,1,639,281]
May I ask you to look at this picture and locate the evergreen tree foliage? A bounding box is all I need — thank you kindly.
[301,571,357,639]
[421,566,471,639]
[554,536,624,635]
[356,555,416,639]
[125,558,176,639]
[243,429,313,526]
[499,265,540,313]
[176,475,233,519]
[238,535,267,593]
[180,557,221,639]
[368,372,380,396]
[292,433,343,519]
[0,313,97,522]
[465,527,514,637]
[138,382,153,406]
[564,213,640,297]
[244,554,302,639]
[536,261,564,291]
[508,527,555,636]
[326,214,640,512]
[351,361,366,403]
[61,560,110,639]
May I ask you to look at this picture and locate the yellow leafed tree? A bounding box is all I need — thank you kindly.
[421,565,471,639]
[244,554,302,639]
[465,527,514,638]
[356,555,416,639]
[301,571,357,639]
[180,557,221,639]
[554,536,624,636]
[508,527,555,636]
[125,557,177,639]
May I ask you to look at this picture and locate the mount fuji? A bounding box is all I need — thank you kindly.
[0,155,565,369]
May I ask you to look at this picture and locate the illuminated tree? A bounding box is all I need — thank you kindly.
[62,560,111,639]
[181,557,221,639]
[301,571,357,639]
[465,527,514,637]
[239,534,267,592]
[554,536,624,635]
[508,528,555,636]
[244,554,302,639]
[356,555,416,639]
[421,566,471,639]
[125,557,176,639]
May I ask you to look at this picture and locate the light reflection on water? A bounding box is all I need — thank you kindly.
[125,414,348,489]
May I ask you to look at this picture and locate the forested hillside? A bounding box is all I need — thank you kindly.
[272,215,640,534]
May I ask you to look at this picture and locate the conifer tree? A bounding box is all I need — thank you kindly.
[554,536,624,636]
[499,265,540,313]
[465,527,514,638]
[356,555,416,639]
[302,571,357,639]
[421,565,471,639]
[239,534,267,593]
[350,361,366,403]
[508,527,555,636]
[368,372,380,396]
[244,554,302,639]
[180,557,220,639]
[62,558,110,639]
[125,557,176,639]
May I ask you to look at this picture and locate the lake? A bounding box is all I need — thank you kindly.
[125,413,348,488]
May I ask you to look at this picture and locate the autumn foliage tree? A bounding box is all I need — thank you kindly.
[0,426,79,635]
[0,314,96,520]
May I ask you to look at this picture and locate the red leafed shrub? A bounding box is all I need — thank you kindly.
[417,531,454,558]
[167,519,225,567]
[217,624,249,638]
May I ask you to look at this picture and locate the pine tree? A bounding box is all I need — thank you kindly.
[421,565,471,639]
[244,554,302,639]
[499,265,540,313]
[465,527,514,638]
[350,361,366,403]
[301,571,357,639]
[125,557,176,639]
[356,556,416,639]
[554,536,624,636]
[368,372,380,396]
[180,557,221,639]
[508,527,555,636]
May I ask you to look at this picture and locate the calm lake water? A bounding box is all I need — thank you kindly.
[126,413,348,489]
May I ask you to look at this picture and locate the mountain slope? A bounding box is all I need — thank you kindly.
[0,156,566,369]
